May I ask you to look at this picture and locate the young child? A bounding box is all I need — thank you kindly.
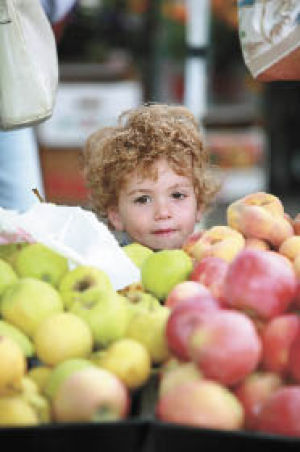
[82,103,220,251]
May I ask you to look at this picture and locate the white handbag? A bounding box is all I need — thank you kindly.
[0,0,59,130]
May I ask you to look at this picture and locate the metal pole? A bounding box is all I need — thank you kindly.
[184,0,210,121]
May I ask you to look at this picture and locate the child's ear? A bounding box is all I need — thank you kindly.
[107,206,124,231]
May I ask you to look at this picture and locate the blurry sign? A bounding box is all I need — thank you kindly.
[37,81,142,147]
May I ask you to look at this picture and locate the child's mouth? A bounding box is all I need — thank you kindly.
[153,229,176,236]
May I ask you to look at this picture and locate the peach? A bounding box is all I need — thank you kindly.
[227,192,294,248]
[294,213,300,235]
[234,371,283,431]
[224,249,297,320]
[257,386,300,437]
[188,310,262,386]
[156,379,245,431]
[244,238,270,251]
[165,280,211,309]
[165,298,220,361]
[189,256,229,305]
[183,225,245,263]
[261,313,300,376]
[279,236,300,261]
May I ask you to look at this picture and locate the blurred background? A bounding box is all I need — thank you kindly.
[36,0,300,225]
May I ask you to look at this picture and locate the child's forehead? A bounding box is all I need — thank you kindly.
[122,157,193,186]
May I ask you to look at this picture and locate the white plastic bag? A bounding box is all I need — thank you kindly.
[238,0,300,81]
[0,0,58,130]
[0,203,141,291]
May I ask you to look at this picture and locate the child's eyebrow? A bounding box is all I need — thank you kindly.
[127,183,193,196]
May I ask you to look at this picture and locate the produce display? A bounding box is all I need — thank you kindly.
[0,191,299,441]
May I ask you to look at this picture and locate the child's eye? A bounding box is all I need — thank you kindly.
[172,192,186,200]
[134,195,151,204]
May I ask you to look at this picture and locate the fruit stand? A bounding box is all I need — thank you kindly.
[0,192,300,450]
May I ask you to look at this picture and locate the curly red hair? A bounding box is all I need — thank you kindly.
[82,103,220,220]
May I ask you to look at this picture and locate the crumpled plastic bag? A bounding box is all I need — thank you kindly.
[0,203,141,290]
[238,1,300,81]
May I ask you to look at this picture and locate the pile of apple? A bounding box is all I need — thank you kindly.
[137,192,300,438]
[0,190,300,439]
[0,239,172,426]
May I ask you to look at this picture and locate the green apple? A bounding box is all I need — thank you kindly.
[0,242,28,268]
[141,249,193,300]
[0,258,18,296]
[0,397,39,426]
[34,312,93,366]
[14,243,69,288]
[123,242,153,269]
[0,319,35,358]
[19,376,51,423]
[70,292,132,349]
[0,277,63,338]
[27,366,52,394]
[126,303,171,364]
[44,358,95,400]
[59,265,114,309]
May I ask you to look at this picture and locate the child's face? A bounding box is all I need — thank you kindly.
[108,158,202,250]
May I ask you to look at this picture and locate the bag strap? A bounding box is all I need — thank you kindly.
[0,1,11,24]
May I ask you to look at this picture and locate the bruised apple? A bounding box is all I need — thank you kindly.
[234,371,283,431]
[257,386,300,438]
[227,192,294,248]
[165,280,212,309]
[188,309,262,386]
[156,379,244,431]
[189,256,229,305]
[224,249,297,320]
[166,298,220,361]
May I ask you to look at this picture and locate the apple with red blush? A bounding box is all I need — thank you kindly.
[165,280,212,309]
[257,385,300,437]
[188,309,262,386]
[224,248,297,320]
[261,313,300,376]
[165,298,220,361]
[156,378,245,431]
[189,256,229,306]
[234,371,283,431]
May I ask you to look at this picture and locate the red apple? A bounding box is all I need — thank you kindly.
[165,280,212,309]
[287,329,300,383]
[291,280,300,310]
[257,385,300,437]
[188,309,262,386]
[261,313,300,376]
[156,379,244,431]
[224,249,297,320]
[234,371,283,431]
[165,298,220,361]
[52,367,130,422]
[189,256,229,305]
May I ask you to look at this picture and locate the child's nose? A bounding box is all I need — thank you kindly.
[154,200,172,219]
